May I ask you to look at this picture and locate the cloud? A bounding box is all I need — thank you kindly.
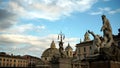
[90,7,120,15]
[109,9,120,14]
[0,9,17,30]
[0,23,45,34]
[7,0,97,21]
[103,0,111,2]
[0,34,79,57]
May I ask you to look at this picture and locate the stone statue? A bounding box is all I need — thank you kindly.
[100,15,114,47]
[86,15,120,62]
[88,30,101,53]
[58,32,66,58]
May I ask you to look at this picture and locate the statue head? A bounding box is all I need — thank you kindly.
[102,15,106,20]
[102,15,106,17]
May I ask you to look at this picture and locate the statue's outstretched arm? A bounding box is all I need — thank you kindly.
[88,30,95,38]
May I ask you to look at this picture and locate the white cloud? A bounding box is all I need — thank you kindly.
[90,7,120,15]
[7,0,97,21]
[109,9,120,14]
[0,23,45,34]
[0,34,79,57]
[103,0,111,2]
[90,11,102,15]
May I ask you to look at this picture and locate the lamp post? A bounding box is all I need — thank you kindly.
[58,31,65,58]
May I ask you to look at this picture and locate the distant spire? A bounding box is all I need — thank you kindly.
[65,43,73,50]
[84,31,90,42]
[80,38,82,43]
[50,40,56,48]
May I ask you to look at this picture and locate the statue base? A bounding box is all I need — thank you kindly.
[90,61,120,68]
[51,58,71,68]
[86,44,120,62]
[84,43,120,68]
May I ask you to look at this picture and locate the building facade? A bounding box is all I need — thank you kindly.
[0,52,28,67]
[23,55,41,67]
[0,52,41,67]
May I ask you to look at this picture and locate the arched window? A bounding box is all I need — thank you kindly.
[70,51,72,56]
[45,58,47,60]
[84,47,86,52]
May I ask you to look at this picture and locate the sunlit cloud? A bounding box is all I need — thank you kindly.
[0,23,46,34]
[0,34,79,57]
[90,7,120,15]
[6,0,97,21]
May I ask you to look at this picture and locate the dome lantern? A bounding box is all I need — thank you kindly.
[50,40,56,48]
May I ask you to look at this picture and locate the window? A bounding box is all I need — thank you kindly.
[7,59,9,62]
[90,46,92,50]
[45,58,47,60]
[67,51,68,56]
[84,47,86,52]
[0,58,2,61]
[14,60,16,62]
[70,51,72,56]
[3,59,5,61]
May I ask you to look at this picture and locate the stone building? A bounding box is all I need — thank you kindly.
[23,55,41,67]
[75,32,93,61]
[0,52,41,67]
[0,52,28,67]
[76,41,93,60]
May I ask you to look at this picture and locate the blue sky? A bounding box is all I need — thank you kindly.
[0,0,120,57]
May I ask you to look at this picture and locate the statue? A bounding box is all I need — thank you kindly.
[86,15,120,61]
[58,32,66,58]
[88,30,102,53]
[99,15,120,61]
[100,15,114,47]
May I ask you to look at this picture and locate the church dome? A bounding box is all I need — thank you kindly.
[41,48,59,57]
[65,43,73,51]
[41,40,59,58]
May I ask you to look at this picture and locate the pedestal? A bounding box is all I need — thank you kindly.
[90,61,120,68]
[51,58,71,68]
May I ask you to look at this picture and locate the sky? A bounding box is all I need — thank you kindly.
[0,0,120,58]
